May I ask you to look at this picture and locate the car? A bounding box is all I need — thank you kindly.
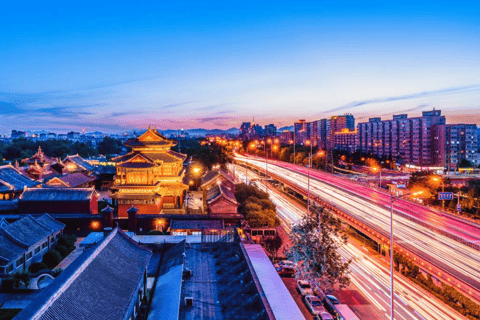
[296,280,313,296]
[314,311,334,320]
[325,294,340,305]
[273,260,296,269]
[275,266,295,277]
[304,295,326,315]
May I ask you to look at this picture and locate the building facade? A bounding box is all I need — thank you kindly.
[357,110,446,168]
[446,124,479,169]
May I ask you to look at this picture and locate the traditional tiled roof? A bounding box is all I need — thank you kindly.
[35,214,66,233]
[63,155,95,171]
[0,165,40,192]
[168,150,188,161]
[15,227,152,320]
[0,215,63,247]
[206,182,238,205]
[0,234,28,265]
[114,151,184,164]
[46,173,95,188]
[19,187,96,202]
[201,169,235,187]
[170,219,223,230]
[118,162,155,168]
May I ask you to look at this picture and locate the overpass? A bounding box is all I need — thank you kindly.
[234,154,480,302]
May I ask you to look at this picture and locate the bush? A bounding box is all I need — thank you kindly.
[57,234,77,250]
[55,245,71,258]
[2,278,14,292]
[42,250,62,269]
[28,262,48,273]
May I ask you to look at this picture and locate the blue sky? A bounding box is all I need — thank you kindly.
[1,1,480,133]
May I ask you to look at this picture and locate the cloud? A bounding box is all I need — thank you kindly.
[321,85,480,114]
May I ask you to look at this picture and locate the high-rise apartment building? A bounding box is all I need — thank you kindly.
[446,124,479,168]
[264,124,277,137]
[357,109,446,167]
[294,119,309,145]
[279,130,294,144]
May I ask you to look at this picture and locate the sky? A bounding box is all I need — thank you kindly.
[1,1,480,133]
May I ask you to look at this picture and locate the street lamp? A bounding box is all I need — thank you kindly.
[431,176,445,211]
[306,140,313,215]
[389,190,423,320]
[372,166,381,188]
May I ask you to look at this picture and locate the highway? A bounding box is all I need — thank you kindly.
[234,154,480,297]
[229,164,465,320]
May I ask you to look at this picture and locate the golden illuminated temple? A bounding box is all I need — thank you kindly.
[110,127,188,217]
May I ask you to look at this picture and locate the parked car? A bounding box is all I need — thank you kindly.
[326,295,340,305]
[296,280,313,296]
[314,311,334,320]
[275,266,295,277]
[273,260,296,269]
[304,295,326,315]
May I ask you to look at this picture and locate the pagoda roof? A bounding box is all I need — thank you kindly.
[21,146,54,164]
[125,127,176,148]
[0,165,40,192]
[201,169,235,187]
[114,150,187,164]
[15,227,152,320]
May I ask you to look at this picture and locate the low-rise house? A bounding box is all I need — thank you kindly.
[18,188,99,214]
[205,182,239,216]
[15,227,151,320]
[0,214,64,275]
[200,169,235,191]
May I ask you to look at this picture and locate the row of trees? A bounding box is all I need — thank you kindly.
[0,137,126,164]
[234,183,280,228]
[394,251,480,319]
[408,171,480,216]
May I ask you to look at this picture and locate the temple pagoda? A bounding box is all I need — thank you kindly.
[21,146,53,167]
[110,127,188,217]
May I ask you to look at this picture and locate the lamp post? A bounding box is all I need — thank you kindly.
[389,190,423,320]
[193,167,201,190]
[372,167,382,188]
[432,176,445,211]
[306,140,313,215]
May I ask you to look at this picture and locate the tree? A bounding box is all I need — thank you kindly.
[97,136,123,155]
[28,262,48,273]
[287,208,351,293]
[459,159,473,168]
[42,250,62,269]
[262,234,283,259]
[235,183,280,227]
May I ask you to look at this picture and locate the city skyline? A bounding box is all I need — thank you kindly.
[1,1,480,134]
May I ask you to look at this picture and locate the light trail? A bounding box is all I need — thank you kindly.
[229,164,466,320]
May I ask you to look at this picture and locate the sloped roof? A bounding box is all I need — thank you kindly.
[63,155,95,171]
[124,128,174,148]
[206,182,238,205]
[48,173,95,188]
[20,187,96,202]
[0,234,28,265]
[0,165,40,192]
[170,219,223,230]
[35,214,66,233]
[15,227,152,320]
[114,151,185,164]
[201,169,235,186]
[0,215,63,247]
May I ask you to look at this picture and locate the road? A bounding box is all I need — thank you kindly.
[234,155,480,297]
[230,164,466,320]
